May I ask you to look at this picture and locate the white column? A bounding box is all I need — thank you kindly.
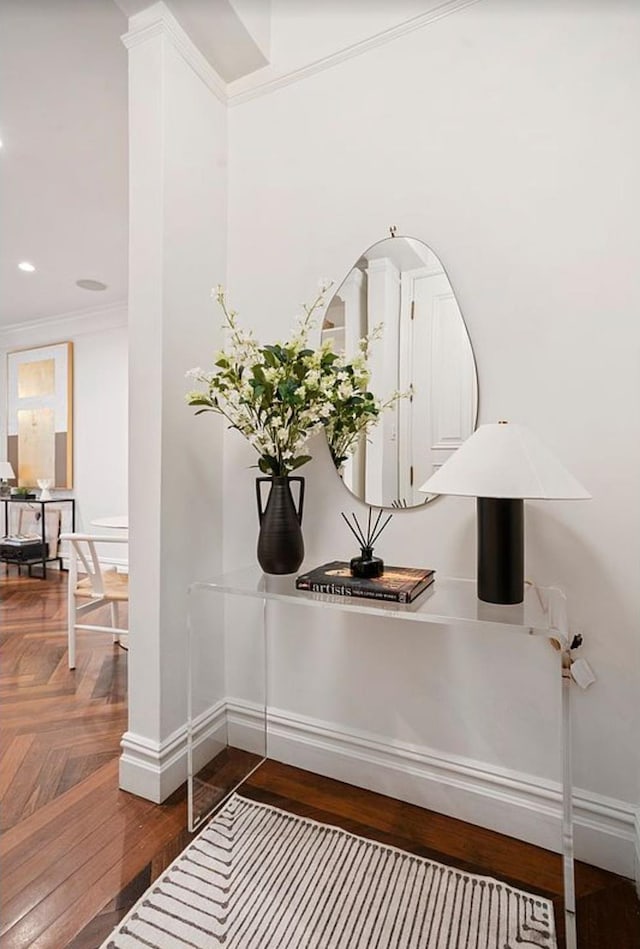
[336,268,366,493]
[365,257,400,507]
[338,267,366,359]
[119,3,228,802]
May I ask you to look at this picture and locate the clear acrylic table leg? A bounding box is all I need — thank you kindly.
[187,583,267,832]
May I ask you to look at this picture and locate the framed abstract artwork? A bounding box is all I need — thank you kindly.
[6,342,73,488]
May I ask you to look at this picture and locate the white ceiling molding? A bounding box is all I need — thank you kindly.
[0,301,128,348]
[122,0,481,108]
[226,0,484,107]
[122,1,227,105]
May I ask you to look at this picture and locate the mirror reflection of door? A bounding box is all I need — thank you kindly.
[400,262,478,506]
[322,236,478,510]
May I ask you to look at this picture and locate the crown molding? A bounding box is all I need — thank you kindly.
[121,0,482,108]
[227,0,483,107]
[0,300,128,345]
[122,1,227,105]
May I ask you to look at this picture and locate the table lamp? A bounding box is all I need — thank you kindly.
[418,421,590,604]
[0,462,15,499]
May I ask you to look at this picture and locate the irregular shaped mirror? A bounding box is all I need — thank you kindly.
[322,235,478,509]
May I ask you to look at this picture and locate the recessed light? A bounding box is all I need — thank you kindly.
[76,279,107,291]
[18,261,35,272]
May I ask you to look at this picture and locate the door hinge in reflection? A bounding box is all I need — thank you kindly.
[410,465,414,486]
[410,300,415,320]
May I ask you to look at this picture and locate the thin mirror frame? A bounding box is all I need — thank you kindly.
[321,234,479,511]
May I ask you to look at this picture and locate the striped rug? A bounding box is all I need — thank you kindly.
[102,794,557,948]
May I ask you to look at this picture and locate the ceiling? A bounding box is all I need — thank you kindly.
[0,0,451,329]
[0,0,272,329]
[0,0,129,328]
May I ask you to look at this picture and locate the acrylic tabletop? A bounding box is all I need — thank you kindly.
[189,565,566,640]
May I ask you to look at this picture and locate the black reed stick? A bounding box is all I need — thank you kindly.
[342,508,393,551]
[341,512,365,548]
[350,513,367,547]
[369,508,383,545]
[369,513,393,548]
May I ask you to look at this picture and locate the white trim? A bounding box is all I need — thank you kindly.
[121,0,481,108]
[121,698,636,877]
[122,1,226,104]
[227,0,483,106]
[119,700,227,803]
[0,301,127,345]
[234,702,637,878]
[119,728,184,804]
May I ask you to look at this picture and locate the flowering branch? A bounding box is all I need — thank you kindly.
[186,283,336,476]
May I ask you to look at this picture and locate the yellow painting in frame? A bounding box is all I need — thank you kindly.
[7,342,73,488]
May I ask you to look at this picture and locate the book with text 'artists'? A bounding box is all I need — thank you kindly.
[295,561,435,604]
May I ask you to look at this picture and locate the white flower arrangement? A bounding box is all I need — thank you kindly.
[186,283,402,477]
[187,284,338,476]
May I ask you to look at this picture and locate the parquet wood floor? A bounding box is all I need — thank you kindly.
[0,570,188,947]
[1,570,638,948]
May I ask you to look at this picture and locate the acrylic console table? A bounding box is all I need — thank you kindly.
[187,566,581,949]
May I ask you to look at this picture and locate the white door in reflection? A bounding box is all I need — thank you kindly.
[399,268,477,506]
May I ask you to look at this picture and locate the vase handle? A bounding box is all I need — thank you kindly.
[255,476,305,525]
[288,476,305,524]
[255,477,271,525]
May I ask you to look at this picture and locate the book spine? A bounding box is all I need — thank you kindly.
[296,580,407,603]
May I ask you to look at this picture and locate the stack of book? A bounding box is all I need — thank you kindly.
[296,561,435,604]
[0,534,48,562]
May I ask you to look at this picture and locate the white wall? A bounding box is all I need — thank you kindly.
[224,0,640,871]
[0,304,128,557]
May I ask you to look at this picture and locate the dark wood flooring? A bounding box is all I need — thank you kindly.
[1,570,638,948]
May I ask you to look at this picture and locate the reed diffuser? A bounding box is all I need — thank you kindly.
[341,508,393,578]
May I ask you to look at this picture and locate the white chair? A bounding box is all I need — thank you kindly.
[60,533,129,669]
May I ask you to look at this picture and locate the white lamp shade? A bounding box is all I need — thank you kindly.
[419,423,591,500]
[0,462,15,480]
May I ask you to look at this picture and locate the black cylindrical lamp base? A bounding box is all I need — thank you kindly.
[477,497,524,604]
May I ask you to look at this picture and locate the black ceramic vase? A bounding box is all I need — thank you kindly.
[255,476,305,575]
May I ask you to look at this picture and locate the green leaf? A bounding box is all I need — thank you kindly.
[277,381,296,402]
[252,365,267,385]
[289,454,312,471]
[264,344,285,363]
[188,396,213,406]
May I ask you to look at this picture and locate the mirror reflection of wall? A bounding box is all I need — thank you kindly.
[322,236,478,510]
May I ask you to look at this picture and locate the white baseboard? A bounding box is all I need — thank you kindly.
[119,730,184,804]
[230,701,637,879]
[119,701,227,803]
[119,698,637,879]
